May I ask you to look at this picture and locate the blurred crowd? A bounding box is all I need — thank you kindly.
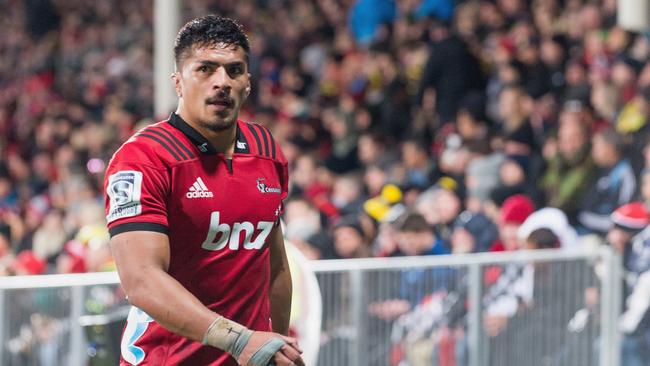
[0,0,650,363]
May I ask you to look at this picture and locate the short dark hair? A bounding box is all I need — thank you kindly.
[397,212,431,233]
[174,15,250,68]
[526,228,560,249]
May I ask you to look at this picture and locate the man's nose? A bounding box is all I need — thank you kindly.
[211,67,231,91]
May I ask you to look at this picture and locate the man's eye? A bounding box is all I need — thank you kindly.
[227,65,243,76]
[198,65,209,73]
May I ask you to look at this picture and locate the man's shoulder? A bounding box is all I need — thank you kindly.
[111,121,197,168]
[237,119,287,165]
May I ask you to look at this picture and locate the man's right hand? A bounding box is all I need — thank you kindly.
[237,331,304,366]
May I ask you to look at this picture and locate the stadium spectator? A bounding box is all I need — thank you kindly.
[606,202,650,366]
[577,128,636,235]
[490,194,535,252]
[415,17,485,124]
[1,2,650,363]
[0,8,649,365]
[331,215,372,259]
[451,210,498,254]
[540,108,597,223]
[489,228,582,366]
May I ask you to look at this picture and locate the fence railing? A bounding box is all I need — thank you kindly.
[0,247,622,366]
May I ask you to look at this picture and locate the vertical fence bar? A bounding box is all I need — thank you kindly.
[609,248,623,366]
[468,263,483,366]
[599,246,623,366]
[611,252,625,366]
[0,289,5,366]
[599,247,612,366]
[349,269,364,366]
[70,285,85,366]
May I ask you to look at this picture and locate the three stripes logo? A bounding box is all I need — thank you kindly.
[186,177,214,199]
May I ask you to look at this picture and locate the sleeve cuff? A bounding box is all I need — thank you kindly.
[109,222,168,238]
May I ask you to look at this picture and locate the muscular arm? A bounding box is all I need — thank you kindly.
[110,231,217,341]
[268,225,293,335]
[112,229,304,366]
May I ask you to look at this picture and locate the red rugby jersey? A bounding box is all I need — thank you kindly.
[104,113,288,366]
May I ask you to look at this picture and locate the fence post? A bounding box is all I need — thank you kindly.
[599,246,622,366]
[0,289,5,365]
[349,269,364,366]
[468,263,483,366]
[70,285,85,366]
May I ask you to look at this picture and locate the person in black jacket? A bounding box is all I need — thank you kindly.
[415,20,486,124]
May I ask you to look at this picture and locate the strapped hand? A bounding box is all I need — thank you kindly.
[203,316,304,366]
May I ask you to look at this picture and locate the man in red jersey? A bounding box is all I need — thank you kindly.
[104,15,304,366]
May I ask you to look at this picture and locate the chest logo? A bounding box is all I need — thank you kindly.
[256,178,281,194]
[186,177,214,198]
[202,211,274,251]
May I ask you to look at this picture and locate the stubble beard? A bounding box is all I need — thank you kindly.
[199,113,237,132]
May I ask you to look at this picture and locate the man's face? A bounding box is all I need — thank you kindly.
[499,223,521,250]
[558,118,586,160]
[174,45,250,132]
[396,230,433,256]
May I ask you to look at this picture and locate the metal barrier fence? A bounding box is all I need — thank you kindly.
[312,248,622,366]
[0,247,621,366]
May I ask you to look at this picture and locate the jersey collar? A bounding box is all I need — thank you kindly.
[168,113,250,155]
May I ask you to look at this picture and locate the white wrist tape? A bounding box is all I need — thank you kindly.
[202,316,253,359]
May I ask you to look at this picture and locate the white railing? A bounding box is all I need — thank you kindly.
[0,247,622,366]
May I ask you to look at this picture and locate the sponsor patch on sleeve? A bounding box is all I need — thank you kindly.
[107,170,143,223]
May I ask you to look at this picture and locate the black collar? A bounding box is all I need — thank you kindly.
[167,113,249,155]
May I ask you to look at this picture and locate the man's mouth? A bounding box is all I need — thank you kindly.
[206,97,233,108]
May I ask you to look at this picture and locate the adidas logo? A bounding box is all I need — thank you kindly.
[186,177,214,198]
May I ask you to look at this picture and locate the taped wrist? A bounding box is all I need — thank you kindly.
[247,337,286,366]
[202,316,253,359]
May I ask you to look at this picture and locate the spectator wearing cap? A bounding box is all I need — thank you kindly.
[606,202,650,366]
[608,202,650,276]
[577,128,636,235]
[491,194,535,251]
[488,227,580,366]
[540,111,596,224]
[451,211,498,254]
[518,207,580,249]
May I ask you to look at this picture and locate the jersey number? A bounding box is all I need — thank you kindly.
[201,211,274,251]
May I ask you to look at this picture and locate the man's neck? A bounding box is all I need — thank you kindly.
[176,110,237,157]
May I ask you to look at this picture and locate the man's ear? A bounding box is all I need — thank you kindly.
[172,72,182,98]
[244,73,251,98]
